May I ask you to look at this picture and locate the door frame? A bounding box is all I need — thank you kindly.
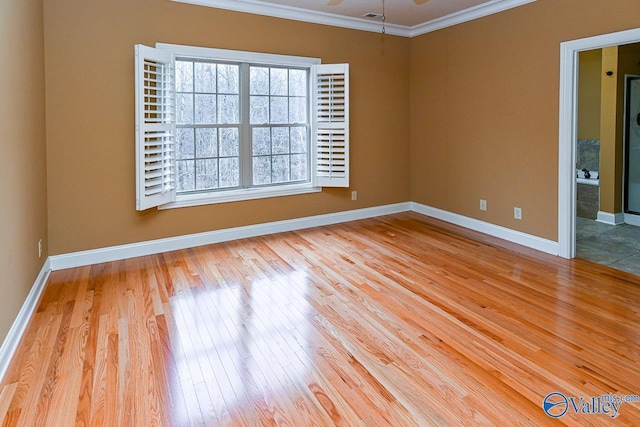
[623,75,640,222]
[558,27,640,258]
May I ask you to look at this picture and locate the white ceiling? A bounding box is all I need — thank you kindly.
[172,0,537,37]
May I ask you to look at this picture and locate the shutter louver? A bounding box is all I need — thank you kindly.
[135,45,176,210]
[314,64,349,188]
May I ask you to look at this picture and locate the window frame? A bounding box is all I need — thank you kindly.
[135,43,348,211]
[163,44,320,208]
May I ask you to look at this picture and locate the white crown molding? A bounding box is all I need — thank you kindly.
[171,0,537,38]
[409,0,537,37]
[171,0,410,37]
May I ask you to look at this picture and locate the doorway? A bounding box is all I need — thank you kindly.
[624,75,640,225]
[558,28,640,259]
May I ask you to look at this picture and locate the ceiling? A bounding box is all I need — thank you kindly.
[171,0,537,37]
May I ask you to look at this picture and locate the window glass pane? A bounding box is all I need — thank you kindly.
[252,156,271,185]
[220,128,239,157]
[291,154,308,181]
[218,64,239,94]
[290,127,307,153]
[218,94,239,124]
[196,128,217,158]
[272,128,289,154]
[176,94,193,124]
[270,68,288,96]
[175,59,311,195]
[176,128,195,159]
[250,67,269,95]
[271,155,290,183]
[219,157,240,187]
[252,128,270,156]
[250,96,269,124]
[289,97,306,123]
[196,159,218,190]
[194,62,216,93]
[177,160,195,192]
[270,97,288,123]
[289,69,306,96]
[175,61,193,92]
[195,94,216,124]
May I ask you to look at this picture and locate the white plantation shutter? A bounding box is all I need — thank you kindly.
[135,44,176,210]
[314,64,349,188]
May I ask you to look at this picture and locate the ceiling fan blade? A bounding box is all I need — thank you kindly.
[414,0,430,4]
[327,0,343,5]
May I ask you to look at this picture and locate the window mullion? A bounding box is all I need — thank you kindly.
[240,62,252,188]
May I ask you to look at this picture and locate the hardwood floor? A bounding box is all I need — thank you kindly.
[1,212,639,426]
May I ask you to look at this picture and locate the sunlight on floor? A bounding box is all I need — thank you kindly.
[169,270,312,424]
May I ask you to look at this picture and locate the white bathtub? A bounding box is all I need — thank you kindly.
[577,169,599,186]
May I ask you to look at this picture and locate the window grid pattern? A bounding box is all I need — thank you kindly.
[250,66,309,186]
[175,60,241,193]
[175,60,310,194]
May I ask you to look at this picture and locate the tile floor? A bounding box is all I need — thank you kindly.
[576,217,640,276]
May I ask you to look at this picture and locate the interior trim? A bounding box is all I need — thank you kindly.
[170,0,537,38]
[50,201,558,271]
[411,202,559,255]
[409,0,537,37]
[0,258,51,383]
[597,211,625,226]
[49,203,412,270]
[558,27,640,258]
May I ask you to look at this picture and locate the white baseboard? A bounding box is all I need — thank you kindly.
[0,258,51,383]
[411,202,560,256]
[49,202,412,270]
[50,201,562,271]
[624,213,640,227]
[597,211,625,226]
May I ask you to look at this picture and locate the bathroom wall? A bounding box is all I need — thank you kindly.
[577,182,599,219]
[577,139,600,172]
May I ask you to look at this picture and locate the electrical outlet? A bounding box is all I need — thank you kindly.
[38,239,43,258]
[514,207,522,220]
[351,191,358,201]
[480,199,487,211]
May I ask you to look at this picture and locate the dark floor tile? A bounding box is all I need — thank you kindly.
[610,254,640,276]
[576,219,640,276]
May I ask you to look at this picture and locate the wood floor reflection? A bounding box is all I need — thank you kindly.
[1,212,640,425]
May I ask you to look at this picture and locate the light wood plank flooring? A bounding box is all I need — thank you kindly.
[1,212,639,426]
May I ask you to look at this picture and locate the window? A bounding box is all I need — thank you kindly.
[135,44,349,211]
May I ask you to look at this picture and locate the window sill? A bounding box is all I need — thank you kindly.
[158,183,322,210]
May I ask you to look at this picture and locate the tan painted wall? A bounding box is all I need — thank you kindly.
[0,0,48,342]
[578,49,602,141]
[43,0,411,255]
[410,0,640,241]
